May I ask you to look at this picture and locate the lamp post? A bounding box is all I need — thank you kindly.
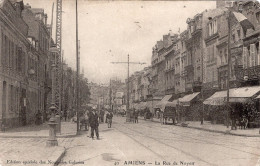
[46,56,58,147]
[226,9,231,128]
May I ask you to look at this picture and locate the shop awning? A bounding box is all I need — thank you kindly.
[204,86,260,105]
[155,95,172,110]
[203,91,227,105]
[179,92,200,106]
[165,99,178,107]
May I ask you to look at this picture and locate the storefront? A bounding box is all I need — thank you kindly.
[179,92,202,121]
[204,86,260,126]
[155,95,173,111]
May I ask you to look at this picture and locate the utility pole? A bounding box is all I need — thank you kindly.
[111,54,146,122]
[109,79,112,110]
[226,9,231,128]
[76,0,80,135]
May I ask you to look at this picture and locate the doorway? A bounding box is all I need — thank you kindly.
[2,81,7,126]
[20,88,27,126]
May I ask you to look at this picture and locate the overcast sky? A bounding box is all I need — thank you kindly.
[23,0,216,85]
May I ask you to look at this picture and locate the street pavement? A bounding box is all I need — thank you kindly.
[59,116,260,166]
[1,117,260,166]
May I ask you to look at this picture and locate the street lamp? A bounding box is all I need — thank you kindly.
[46,52,58,147]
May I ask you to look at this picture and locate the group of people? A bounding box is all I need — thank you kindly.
[82,109,114,140]
[130,109,139,123]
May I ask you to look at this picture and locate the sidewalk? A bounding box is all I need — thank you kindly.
[140,116,260,137]
[178,121,260,137]
[0,121,78,166]
[0,121,77,138]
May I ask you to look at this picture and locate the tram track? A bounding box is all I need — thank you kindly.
[138,121,260,153]
[114,122,218,166]
[113,119,260,166]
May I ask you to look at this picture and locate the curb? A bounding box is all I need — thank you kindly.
[176,124,260,137]
[54,147,66,166]
[139,117,260,137]
[0,133,78,139]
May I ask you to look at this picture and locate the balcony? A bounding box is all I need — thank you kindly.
[206,58,217,67]
[181,70,187,77]
[185,82,193,92]
[185,64,194,73]
[191,25,202,36]
[165,66,175,73]
[174,73,180,79]
[205,32,219,44]
[235,65,260,81]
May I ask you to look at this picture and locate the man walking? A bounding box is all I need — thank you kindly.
[89,109,99,139]
[106,111,113,128]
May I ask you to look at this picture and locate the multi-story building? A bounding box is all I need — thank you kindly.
[22,4,52,121]
[165,34,178,95]
[202,8,227,96]
[234,1,260,86]
[174,39,182,94]
[0,0,53,128]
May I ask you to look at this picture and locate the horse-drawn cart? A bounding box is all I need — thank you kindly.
[160,106,177,125]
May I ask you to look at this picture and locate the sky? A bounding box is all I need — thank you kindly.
[23,0,216,85]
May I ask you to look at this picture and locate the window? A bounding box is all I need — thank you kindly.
[212,46,214,62]
[237,29,241,39]
[256,12,260,23]
[208,19,217,36]
[224,49,227,64]
[232,34,235,42]
[220,51,223,65]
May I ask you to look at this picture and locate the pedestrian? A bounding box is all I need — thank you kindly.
[35,110,42,125]
[106,111,113,128]
[84,110,89,131]
[64,111,67,122]
[134,110,139,123]
[100,109,105,123]
[89,109,99,139]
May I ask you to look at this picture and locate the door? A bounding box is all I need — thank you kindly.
[20,89,26,126]
[2,81,7,126]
